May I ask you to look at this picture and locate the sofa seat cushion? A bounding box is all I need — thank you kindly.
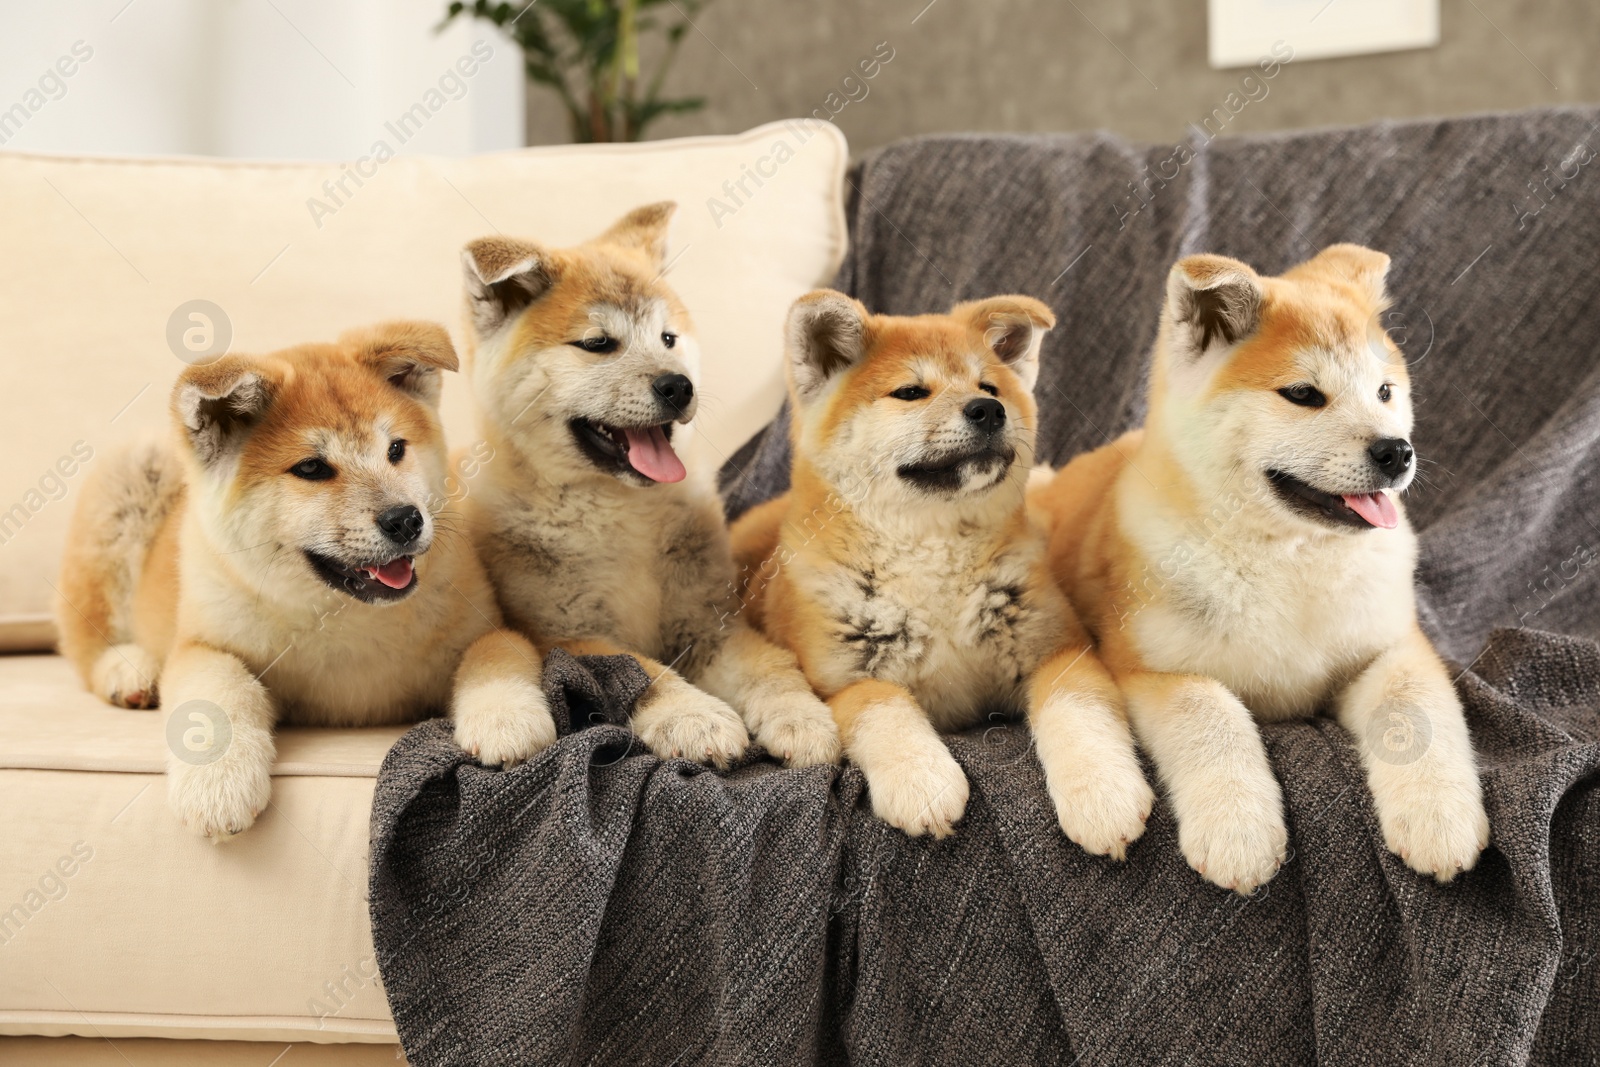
[0,654,401,1043]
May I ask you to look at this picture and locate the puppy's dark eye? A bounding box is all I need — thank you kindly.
[1277,384,1326,408]
[662,332,677,349]
[290,458,335,481]
[890,385,931,401]
[571,335,620,354]
[1378,383,1393,403]
[978,382,999,397]
[388,440,406,464]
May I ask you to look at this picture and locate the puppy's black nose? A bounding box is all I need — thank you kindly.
[376,504,424,546]
[652,373,694,413]
[964,396,1006,434]
[1368,437,1414,479]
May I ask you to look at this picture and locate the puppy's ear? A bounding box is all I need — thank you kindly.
[594,201,675,267]
[786,290,870,404]
[1307,243,1391,305]
[173,356,282,467]
[953,295,1055,392]
[462,237,552,336]
[342,320,459,407]
[1165,255,1263,361]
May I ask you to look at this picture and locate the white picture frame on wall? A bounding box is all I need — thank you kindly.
[1208,0,1439,69]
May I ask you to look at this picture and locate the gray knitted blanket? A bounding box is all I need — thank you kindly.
[370,107,1600,1065]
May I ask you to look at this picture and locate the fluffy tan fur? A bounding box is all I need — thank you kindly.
[1034,245,1489,892]
[56,322,553,838]
[457,203,839,768]
[733,290,1154,849]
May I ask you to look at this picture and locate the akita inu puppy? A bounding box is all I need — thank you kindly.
[57,322,555,838]
[730,291,1154,850]
[1034,245,1489,892]
[457,203,839,769]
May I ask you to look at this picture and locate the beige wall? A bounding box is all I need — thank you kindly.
[524,0,1597,153]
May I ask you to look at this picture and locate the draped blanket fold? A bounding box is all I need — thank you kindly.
[372,107,1600,1066]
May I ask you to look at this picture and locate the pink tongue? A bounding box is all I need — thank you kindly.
[1342,491,1398,529]
[623,426,686,483]
[371,558,414,589]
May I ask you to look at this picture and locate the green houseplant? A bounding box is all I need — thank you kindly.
[443,0,710,143]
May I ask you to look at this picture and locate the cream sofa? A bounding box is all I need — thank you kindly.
[0,120,849,1063]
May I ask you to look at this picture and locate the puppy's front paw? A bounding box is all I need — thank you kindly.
[754,694,841,767]
[1047,760,1155,861]
[168,753,272,840]
[1375,779,1489,882]
[93,644,162,709]
[1177,778,1288,895]
[452,677,558,769]
[634,686,750,768]
[864,740,969,839]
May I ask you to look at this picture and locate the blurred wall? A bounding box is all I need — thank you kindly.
[0,0,522,159]
[524,0,1598,152]
[3,0,1589,160]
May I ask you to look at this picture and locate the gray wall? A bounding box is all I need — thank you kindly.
[524,0,1598,153]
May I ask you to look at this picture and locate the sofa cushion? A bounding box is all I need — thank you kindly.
[0,120,848,650]
[0,654,402,1043]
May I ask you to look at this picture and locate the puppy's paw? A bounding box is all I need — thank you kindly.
[1048,761,1156,861]
[634,686,750,768]
[452,677,558,769]
[92,644,161,709]
[1376,779,1489,882]
[167,754,272,841]
[865,741,970,839]
[754,694,842,767]
[1178,784,1288,895]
